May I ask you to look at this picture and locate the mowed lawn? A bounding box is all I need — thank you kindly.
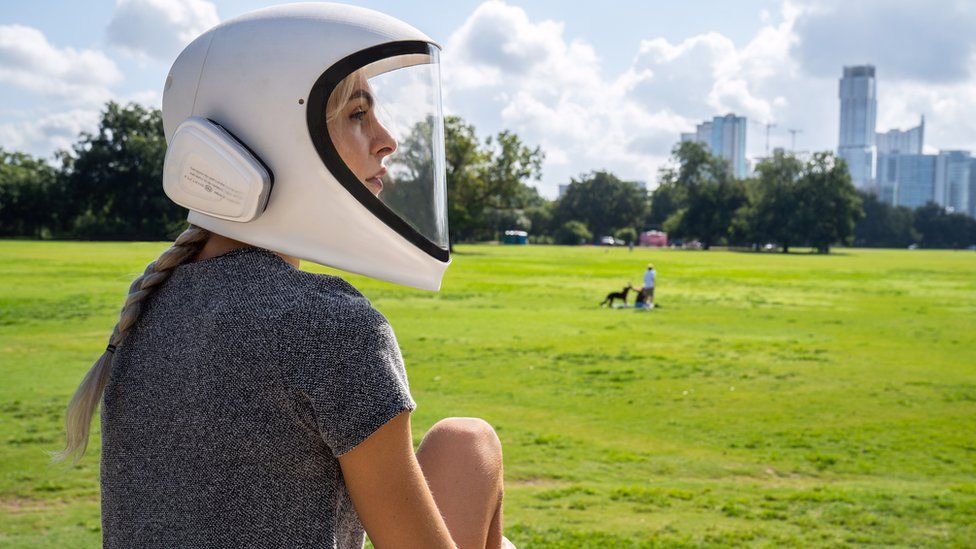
[1,241,974,547]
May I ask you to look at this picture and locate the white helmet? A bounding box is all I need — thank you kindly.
[162,3,450,290]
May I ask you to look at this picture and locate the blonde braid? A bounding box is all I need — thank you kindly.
[51,224,211,464]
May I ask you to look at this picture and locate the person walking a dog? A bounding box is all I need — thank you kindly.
[639,263,656,308]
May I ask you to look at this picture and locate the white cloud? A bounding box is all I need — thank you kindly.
[124,89,162,108]
[0,24,121,103]
[106,0,219,61]
[793,0,976,82]
[0,84,171,158]
[623,32,778,122]
[0,109,102,158]
[444,1,681,194]
[0,89,165,159]
[444,0,602,105]
[444,1,801,194]
[443,0,976,197]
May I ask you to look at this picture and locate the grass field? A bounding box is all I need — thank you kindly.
[1,240,975,547]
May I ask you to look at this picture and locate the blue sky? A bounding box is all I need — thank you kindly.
[2,0,975,197]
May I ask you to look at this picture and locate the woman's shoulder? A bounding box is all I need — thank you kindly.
[278,268,400,375]
[280,262,388,331]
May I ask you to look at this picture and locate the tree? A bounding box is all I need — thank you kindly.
[524,202,555,238]
[661,141,745,249]
[646,179,683,229]
[614,227,637,245]
[913,202,976,249]
[443,116,544,245]
[0,149,59,237]
[382,115,451,244]
[853,191,918,248]
[61,102,186,240]
[555,220,591,245]
[792,152,863,253]
[483,207,531,236]
[740,150,805,252]
[555,170,646,240]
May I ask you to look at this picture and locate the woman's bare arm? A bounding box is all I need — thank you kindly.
[338,411,457,548]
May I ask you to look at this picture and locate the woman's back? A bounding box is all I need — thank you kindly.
[100,247,416,548]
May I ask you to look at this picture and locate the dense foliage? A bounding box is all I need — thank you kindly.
[555,171,645,240]
[1,101,974,250]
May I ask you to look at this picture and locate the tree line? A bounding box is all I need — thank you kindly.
[2,101,975,251]
[500,141,976,252]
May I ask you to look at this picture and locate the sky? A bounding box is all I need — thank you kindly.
[2,0,975,198]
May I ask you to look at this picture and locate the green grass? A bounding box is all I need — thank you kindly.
[1,241,975,547]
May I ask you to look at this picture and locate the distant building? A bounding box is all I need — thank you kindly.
[838,65,877,189]
[970,159,976,217]
[876,153,898,204]
[877,153,936,209]
[876,116,924,155]
[847,63,975,217]
[680,113,747,178]
[935,151,972,213]
[557,184,570,198]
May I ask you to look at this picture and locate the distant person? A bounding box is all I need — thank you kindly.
[643,263,656,307]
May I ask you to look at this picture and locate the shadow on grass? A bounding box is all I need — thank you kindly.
[726,248,854,257]
[449,249,488,256]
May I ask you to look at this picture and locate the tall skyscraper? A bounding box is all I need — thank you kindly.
[711,114,748,178]
[876,116,924,155]
[838,65,877,189]
[680,114,747,178]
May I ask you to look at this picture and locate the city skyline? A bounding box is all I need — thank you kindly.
[834,64,976,217]
[2,0,976,198]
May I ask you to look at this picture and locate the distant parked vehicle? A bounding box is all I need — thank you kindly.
[599,236,616,246]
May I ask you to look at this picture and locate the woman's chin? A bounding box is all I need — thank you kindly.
[365,178,383,196]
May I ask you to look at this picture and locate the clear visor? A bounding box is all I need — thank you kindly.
[325,47,448,250]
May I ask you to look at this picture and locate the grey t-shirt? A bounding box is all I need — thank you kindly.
[100,246,416,548]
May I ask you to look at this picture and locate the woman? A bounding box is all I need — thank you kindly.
[53,4,513,548]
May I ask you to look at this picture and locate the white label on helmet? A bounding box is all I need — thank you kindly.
[183,165,245,206]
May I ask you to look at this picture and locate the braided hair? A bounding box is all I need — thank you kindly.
[51,224,211,464]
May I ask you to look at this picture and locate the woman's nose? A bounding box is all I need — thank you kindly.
[372,120,397,159]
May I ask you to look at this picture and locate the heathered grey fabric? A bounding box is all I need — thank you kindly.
[100,246,416,548]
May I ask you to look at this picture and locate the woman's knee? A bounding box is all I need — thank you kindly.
[418,417,503,473]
